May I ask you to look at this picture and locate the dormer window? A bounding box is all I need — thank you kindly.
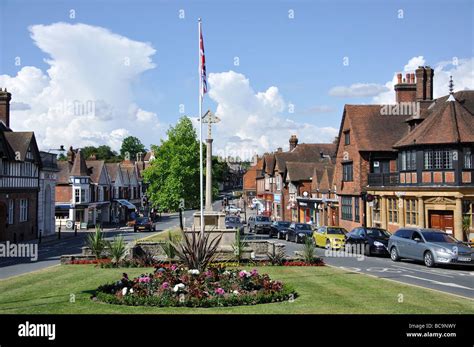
[400,150,416,171]
[423,149,453,170]
[464,148,472,169]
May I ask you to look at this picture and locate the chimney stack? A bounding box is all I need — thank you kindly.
[416,66,434,102]
[0,88,12,128]
[289,135,298,151]
[394,72,416,103]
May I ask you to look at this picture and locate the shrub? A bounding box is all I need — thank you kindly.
[108,236,126,265]
[87,225,106,259]
[302,237,316,264]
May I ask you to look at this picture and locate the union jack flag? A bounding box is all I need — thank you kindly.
[200,25,207,98]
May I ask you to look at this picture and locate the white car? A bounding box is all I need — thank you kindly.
[225,205,241,214]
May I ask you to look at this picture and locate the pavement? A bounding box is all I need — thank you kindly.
[0,204,207,280]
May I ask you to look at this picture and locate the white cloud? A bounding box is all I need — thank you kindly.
[206,70,338,160]
[0,22,161,150]
[372,56,474,104]
[328,83,389,98]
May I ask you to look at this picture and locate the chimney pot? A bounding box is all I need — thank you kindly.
[397,73,402,84]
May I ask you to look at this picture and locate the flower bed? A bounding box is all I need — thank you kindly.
[93,265,297,308]
[69,258,112,265]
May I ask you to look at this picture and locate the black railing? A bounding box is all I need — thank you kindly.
[368,173,399,186]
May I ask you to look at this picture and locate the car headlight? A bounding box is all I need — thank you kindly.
[373,241,384,247]
[298,233,305,237]
[435,248,453,255]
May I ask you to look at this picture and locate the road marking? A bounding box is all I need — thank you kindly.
[403,275,474,291]
[392,265,455,278]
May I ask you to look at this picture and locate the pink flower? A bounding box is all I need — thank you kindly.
[161,282,170,289]
[251,269,258,276]
[171,264,178,271]
[215,288,225,295]
[139,276,151,283]
[239,270,251,278]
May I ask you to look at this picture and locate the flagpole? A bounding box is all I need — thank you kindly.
[198,18,204,237]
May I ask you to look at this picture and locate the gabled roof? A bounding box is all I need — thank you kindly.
[86,160,107,184]
[3,131,41,164]
[263,154,275,174]
[105,163,121,182]
[70,149,89,176]
[395,92,474,147]
[56,161,72,184]
[337,105,409,153]
[243,166,257,190]
[286,162,322,182]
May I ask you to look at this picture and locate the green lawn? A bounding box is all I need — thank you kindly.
[0,265,472,314]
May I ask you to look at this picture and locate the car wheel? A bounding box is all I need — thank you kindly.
[390,247,400,262]
[285,233,289,241]
[277,232,281,240]
[325,240,331,250]
[294,235,299,243]
[424,251,435,268]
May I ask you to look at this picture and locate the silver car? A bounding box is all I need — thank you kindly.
[388,228,473,267]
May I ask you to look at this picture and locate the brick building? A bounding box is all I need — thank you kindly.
[334,66,474,240]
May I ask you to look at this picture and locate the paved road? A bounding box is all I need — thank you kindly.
[0,204,206,280]
[266,235,474,300]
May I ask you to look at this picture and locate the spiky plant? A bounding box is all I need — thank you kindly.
[462,216,471,241]
[232,230,248,264]
[170,226,222,272]
[302,236,316,264]
[267,243,285,265]
[87,225,106,259]
[160,229,181,264]
[108,236,126,265]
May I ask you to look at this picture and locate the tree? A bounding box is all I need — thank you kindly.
[81,145,120,162]
[143,117,200,211]
[120,136,146,161]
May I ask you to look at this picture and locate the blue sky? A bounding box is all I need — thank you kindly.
[0,0,473,156]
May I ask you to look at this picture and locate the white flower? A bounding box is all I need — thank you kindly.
[130,288,134,294]
[188,269,200,275]
[223,271,231,276]
[173,283,185,292]
[232,290,239,295]
[122,287,128,296]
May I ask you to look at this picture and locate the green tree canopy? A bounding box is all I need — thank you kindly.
[120,136,146,161]
[81,145,120,162]
[143,117,201,211]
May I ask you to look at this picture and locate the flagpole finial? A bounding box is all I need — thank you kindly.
[198,17,202,22]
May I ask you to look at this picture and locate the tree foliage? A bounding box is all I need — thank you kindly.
[82,145,121,162]
[143,117,201,211]
[120,136,146,161]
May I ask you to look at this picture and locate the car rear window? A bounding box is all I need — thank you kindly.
[295,224,312,230]
[256,216,270,222]
[422,232,457,243]
[394,229,412,239]
[278,222,291,227]
[327,228,346,235]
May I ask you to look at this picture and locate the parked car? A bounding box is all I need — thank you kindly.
[285,223,313,243]
[269,221,291,238]
[134,217,154,232]
[225,216,244,235]
[346,227,391,256]
[247,215,272,234]
[388,228,473,267]
[225,204,241,214]
[313,226,348,249]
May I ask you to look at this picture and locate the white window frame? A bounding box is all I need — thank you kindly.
[8,199,14,224]
[19,199,28,222]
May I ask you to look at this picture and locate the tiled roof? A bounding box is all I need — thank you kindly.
[395,93,474,147]
[56,161,72,184]
[86,160,105,184]
[3,132,36,161]
[286,161,326,182]
[70,149,89,176]
[105,163,120,182]
[341,105,409,152]
[243,166,257,190]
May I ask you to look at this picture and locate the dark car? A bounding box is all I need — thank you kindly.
[346,227,391,256]
[270,221,291,238]
[134,217,154,232]
[286,223,313,243]
[247,215,272,234]
[225,216,244,235]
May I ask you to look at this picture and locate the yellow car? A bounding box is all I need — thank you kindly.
[313,226,348,249]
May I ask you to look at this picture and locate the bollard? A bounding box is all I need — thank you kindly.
[74,224,77,237]
[39,232,42,244]
[58,225,61,240]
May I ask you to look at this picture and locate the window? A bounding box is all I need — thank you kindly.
[354,197,360,222]
[463,200,474,229]
[401,150,416,171]
[387,198,398,223]
[464,148,472,169]
[424,149,453,170]
[276,175,281,191]
[344,131,350,145]
[81,189,86,202]
[405,199,418,225]
[342,162,353,182]
[19,199,28,222]
[7,200,14,224]
[341,196,353,221]
[74,188,80,203]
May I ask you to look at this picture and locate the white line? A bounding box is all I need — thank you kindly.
[392,265,455,278]
[403,275,474,291]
